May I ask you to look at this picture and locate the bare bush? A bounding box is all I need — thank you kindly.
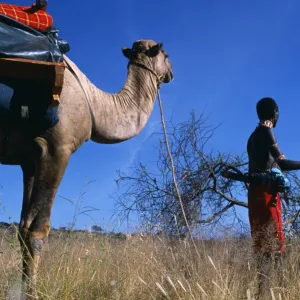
[114,112,300,237]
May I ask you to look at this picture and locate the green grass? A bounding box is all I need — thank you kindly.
[0,227,300,300]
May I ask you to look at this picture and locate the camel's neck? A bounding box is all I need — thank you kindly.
[88,61,158,143]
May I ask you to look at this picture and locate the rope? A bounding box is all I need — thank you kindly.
[134,60,199,255]
[157,90,200,256]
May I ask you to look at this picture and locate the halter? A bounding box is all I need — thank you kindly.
[129,61,163,89]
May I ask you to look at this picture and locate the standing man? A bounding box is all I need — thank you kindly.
[247,97,300,295]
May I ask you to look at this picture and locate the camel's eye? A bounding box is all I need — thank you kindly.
[162,50,169,59]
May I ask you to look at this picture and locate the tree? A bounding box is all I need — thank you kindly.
[91,225,103,233]
[114,112,300,237]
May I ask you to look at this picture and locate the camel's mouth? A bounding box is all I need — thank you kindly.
[163,70,174,83]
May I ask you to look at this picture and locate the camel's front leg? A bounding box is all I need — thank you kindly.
[19,140,71,299]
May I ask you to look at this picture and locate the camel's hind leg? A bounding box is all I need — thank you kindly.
[19,161,36,299]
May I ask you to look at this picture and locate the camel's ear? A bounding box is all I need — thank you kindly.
[122,47,132,59]
[147,43,163,57]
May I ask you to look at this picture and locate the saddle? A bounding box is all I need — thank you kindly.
[0,57,65,106]
[0,2,67,106]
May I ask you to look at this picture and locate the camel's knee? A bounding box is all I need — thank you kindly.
[29,237,45,256]
[19,223,50,256]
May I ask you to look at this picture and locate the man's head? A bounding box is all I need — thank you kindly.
[256,97,279,127]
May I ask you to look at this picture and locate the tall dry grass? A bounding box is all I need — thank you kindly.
[0,226,300,300]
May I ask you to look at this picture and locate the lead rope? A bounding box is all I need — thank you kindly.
[157,90,200,257]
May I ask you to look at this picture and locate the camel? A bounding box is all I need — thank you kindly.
[0,39,173,299]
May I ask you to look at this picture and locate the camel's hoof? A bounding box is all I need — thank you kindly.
[20,290,39,300]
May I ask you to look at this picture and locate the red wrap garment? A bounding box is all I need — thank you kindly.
[248,184,285,254]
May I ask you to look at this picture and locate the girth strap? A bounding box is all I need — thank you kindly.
[64,59,96,138]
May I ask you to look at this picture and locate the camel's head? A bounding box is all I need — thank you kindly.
[122,40,173,84]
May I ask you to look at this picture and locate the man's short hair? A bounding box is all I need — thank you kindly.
[256,97,278,121]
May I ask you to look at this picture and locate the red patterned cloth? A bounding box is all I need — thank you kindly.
[248,184,285,254]
[0,4,53,31]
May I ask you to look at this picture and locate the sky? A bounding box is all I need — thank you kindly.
[1,0,300,232]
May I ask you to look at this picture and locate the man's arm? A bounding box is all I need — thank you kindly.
[277,159,300,171]
[266,128,300,171]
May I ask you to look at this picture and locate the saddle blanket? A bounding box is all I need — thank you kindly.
[0,3,53,31]
[0,14,68,62]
